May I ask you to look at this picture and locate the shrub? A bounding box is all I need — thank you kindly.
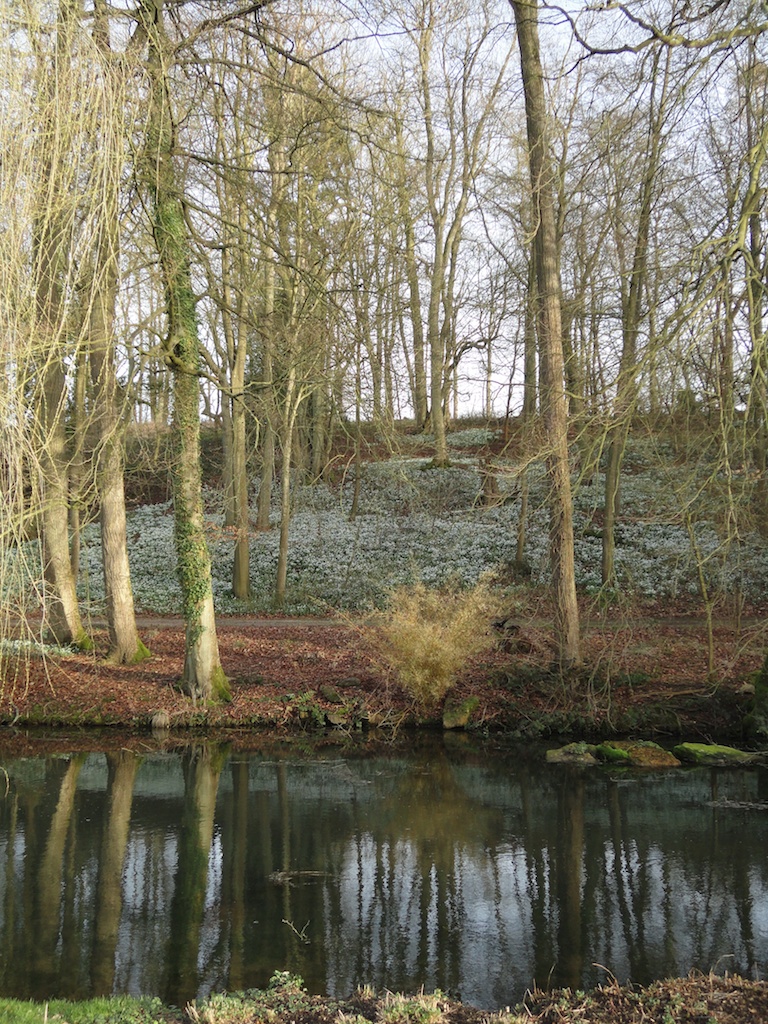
[370,581,500,707]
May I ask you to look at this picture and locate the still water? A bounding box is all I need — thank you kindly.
[1,734,767,1009]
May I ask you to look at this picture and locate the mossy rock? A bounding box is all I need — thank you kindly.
[595,742,631,764]
[151,710,171,731]
[443,696,480,730]
[320,684,344,704]
[607,740,681,768]
[754,654,768,705]
[744,710,768,740]
[545,742,599,766]
[672,742,759,767]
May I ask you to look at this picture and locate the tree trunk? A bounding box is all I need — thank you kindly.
[221,241,252,598]
[142,0,228,701]
[405,216,429,428]
[602,49,670,584]
[221,394,235,528]
[88,237,147,663]
[748,208,768,537]
[37,353,87,647]
[429,273,450,466]
[257,415,275,531]
[256,127,284,532]
[511,0,580,667]
[68,349,87,580]
[523,247,538,420]
[516,245,538,569]
[166,744,224,1006]
[275,364,299,608]
[91,751,138,994]
[256,308,275,534]
[33,0,88,649]
[231,377,251,599]
[396,116,428,427]
[89,0,147,663]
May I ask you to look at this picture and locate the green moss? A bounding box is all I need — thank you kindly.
[211,664,232,703]
[131,639,152,664]
[443,696,480,729]
[672,742,756,765]
[595,742,631,763]
[73,630,94,652]
[107,639,152,667]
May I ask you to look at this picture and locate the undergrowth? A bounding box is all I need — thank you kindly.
[368,581,501,706]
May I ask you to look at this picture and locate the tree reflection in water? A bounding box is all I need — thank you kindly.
[0,737,767,1008]
[91,750,139,994]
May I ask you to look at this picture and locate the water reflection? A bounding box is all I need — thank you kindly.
[0,737,767,1008]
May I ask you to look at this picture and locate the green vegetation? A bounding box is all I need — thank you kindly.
[0,995,171,1024]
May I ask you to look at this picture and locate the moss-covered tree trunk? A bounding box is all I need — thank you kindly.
[142,0,227,701]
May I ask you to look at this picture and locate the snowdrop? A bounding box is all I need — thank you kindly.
[5,441,768,617]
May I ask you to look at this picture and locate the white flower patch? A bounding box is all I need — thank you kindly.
[5,448,768,619]
[447,428,499,448]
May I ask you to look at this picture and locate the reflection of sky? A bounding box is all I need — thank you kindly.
[325,836,539,1006]
[323,827,768,1005]
[116,831,178,996]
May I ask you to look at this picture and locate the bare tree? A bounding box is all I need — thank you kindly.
[27,0,91,648]
[88,0,148,662]
[601,46,675,585]
[510,0,580,667]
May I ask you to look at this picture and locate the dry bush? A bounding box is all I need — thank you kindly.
[371,582,500,707]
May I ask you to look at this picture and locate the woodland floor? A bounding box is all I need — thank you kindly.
[1,606,766,746]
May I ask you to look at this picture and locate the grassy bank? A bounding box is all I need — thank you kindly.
[2,971,767,1023]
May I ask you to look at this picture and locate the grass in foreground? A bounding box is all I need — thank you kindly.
[2,971,768,1024]
[0,995,173,1023]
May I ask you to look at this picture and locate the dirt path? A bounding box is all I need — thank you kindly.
[136,615,340,629]
[109,612,766,631]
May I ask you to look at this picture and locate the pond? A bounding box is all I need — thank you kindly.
[1,733,767,1009]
